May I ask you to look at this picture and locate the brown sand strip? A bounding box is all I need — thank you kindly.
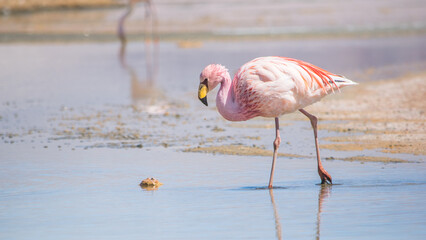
[184,144,305,158]
[1,0,123,14]
[330,156,411,163]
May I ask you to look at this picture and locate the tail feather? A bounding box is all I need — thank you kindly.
[330,75,358,87]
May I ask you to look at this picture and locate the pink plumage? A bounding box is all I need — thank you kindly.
[234,57,355,117]
[198,56,357,188]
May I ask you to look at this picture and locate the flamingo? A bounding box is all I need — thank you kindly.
[198,56,357,188]
[117,0,158,81]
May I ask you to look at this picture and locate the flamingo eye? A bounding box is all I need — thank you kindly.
[202,78,208,87]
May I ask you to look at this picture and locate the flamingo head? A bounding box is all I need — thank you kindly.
[198,64,228,106]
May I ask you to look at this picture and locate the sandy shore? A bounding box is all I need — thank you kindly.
[306,72,426,156]
[184,145,413,163]
[0,0,123,13]
[184,144,305,158]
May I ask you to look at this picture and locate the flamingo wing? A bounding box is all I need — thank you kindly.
[233,57,355,117]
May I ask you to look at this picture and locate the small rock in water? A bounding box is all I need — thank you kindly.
[140,177,163,190]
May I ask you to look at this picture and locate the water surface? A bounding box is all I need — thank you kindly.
[1,36,426,239]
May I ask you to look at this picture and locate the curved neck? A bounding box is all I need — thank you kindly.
[216,73,249,121]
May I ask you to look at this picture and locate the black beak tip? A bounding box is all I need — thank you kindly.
[200,97,208,106]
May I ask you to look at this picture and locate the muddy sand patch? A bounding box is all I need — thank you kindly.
[184,144,305,158]
[332,156,411,164]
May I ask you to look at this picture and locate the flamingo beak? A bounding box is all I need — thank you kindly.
[198,83,208,106]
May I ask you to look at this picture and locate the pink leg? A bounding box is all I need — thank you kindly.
[268,117,281,189]
[299,109,332,184]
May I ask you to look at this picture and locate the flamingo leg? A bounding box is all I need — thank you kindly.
[268,117,281,189]
[299,109,332,184]
[144,1,153,82]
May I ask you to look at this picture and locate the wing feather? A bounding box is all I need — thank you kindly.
[232,56,352,117]
[280,57,339,93]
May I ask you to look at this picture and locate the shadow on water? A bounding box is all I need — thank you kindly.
[267,186,331,240]
[239,185,331,240]
[266,182,426,239]
[117,0,161,106]
[269,189,283,240]
[315,185,331,240]
[265,185,332,240]
[139,184,162,191]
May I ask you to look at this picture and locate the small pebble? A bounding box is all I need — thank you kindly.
[140,177,163,190]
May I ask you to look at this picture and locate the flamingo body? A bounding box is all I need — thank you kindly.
[200,57,356,121]
[198,56,357,187]
[235,57,353,117]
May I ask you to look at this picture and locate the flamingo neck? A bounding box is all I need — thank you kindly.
[216,72,249,121]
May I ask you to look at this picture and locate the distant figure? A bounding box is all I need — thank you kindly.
[118,0,158,83]
[198,57,357,188]
[117,0,161,107]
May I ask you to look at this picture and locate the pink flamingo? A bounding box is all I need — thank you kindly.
[198,56,357,188]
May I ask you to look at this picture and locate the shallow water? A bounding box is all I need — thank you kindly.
[1,36,426,239]
[1,145,425,240]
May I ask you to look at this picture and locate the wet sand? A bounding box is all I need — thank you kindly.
[184,144,305,158]
[307,72,426,156]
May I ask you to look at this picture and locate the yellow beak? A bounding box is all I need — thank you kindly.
[198,83,208,106]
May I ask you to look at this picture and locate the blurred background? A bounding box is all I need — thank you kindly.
[1,0,425,107]
[1,0,426,42]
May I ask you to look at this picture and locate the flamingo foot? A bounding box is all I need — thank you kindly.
[318,168,332,185]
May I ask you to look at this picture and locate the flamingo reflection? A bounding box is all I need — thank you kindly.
[118,0,158,68]
[268,185,331,240]
[316,185,331,240]
[117,0,162,108]
[269,189,283,240]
